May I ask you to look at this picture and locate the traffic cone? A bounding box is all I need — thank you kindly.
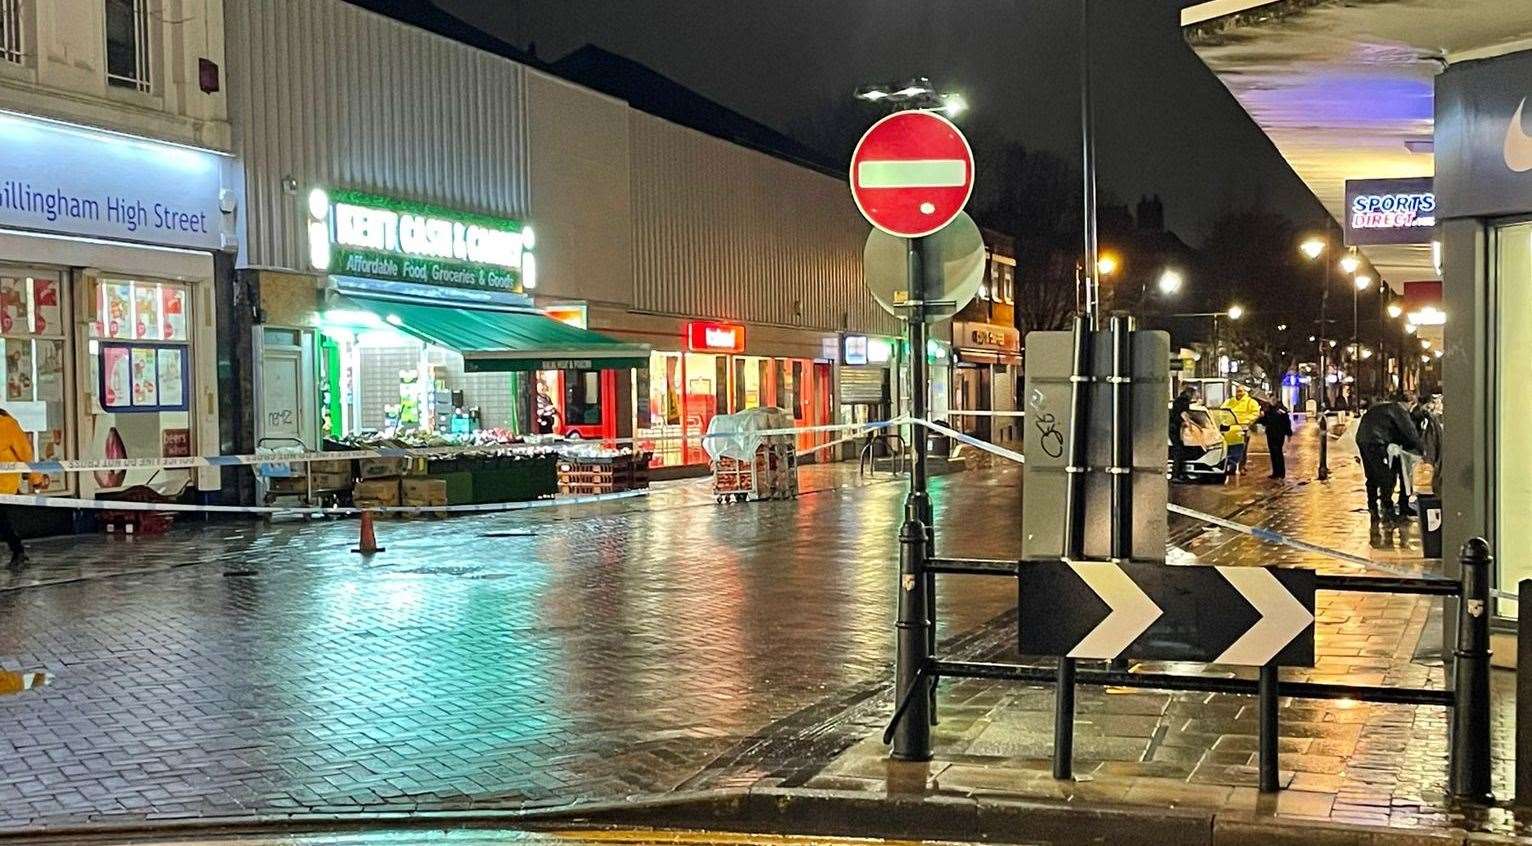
[352,509,385,554]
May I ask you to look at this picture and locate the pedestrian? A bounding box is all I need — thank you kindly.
[534,380,560,435]
[0,406,43,568]
[1354,395,1423,523]
[1259,398,1293,479]
[1169,385,1200,482]
[1221,383,1260,472]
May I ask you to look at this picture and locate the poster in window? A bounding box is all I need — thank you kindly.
[161,286,187,341]
[102,282,132,339]
[162,428,192,458]
[0,278,27,336]
[102,345,131,408]
[134,283,161,340]
[32,278,59,336]
[34,340,62,402]
[156,347,184,408]
[5,339,31,401]
[130,347,158,406]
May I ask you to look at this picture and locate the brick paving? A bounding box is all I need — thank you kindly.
[0,424,1517,840]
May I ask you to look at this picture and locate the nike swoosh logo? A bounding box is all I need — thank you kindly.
[1506,97,1532,173]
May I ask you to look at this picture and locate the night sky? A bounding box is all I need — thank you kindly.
[437,0,1329,244]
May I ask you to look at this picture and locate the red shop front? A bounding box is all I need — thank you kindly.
[635,320,833,467]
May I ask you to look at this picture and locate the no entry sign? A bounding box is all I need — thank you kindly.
[849,110,974,238]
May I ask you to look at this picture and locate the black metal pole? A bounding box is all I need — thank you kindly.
[892,237,932,762]
[1079,0,1099,329]
[1449,537,1493,801]
[920,236,941,726]
[1318,260,1331,481]
[1518,578,1532,807]
[1258,663,1280,792]
[1053,656,1076,779]
[1110,313,1132,558]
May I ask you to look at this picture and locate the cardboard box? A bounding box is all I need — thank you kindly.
[308,471,353,491]
[352,478,400,507]
[309,458,352,475]
[401,477,448,506]
[358,458,406,479]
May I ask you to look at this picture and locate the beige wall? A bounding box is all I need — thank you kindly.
[0,0,230,149]
[526,70,634,309]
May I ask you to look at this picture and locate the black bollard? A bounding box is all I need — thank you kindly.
[1449,537,1493,802]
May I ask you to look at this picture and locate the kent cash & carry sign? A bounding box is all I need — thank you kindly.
[307,188,535,293]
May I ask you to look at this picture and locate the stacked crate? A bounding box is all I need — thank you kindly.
[557,452,651,495]
[351,456,426,512]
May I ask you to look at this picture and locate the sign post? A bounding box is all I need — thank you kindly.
[852,109,975,763]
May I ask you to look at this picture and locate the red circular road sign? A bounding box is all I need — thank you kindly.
[849,110,975,238]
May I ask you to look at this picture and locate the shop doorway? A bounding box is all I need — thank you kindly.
[255,327,317,450]
[535,368,618,441]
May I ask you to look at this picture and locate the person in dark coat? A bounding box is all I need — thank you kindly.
[1169,385,1200,482]
[1354,396,1424,522]
[1259,399,1293,479]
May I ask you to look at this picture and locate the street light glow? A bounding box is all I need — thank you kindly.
[1405,323,1418,335]
[1097,254,1118,276]
[1387,303,1404,319]
[1227,304,1244,320]
[941,92,968,117]
[1158,269,1184,294]
[1355,274,1372,290]
[1329,339,1338,348]
[1300,238,1325,260]
[1339,254,1360,274]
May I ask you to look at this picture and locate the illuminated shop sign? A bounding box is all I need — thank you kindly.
[1343,177,1435,246]
[307,188,535,293]
[686,321,746,353]
[0,111,230,251]
[843,335,894,366]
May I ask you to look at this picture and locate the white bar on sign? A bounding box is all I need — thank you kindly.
[856,159,967,189]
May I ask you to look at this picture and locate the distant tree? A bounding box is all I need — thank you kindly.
[1194,207,1325,393]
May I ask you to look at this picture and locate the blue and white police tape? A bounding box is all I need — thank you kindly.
[0,488,650,516]
[0,420,900,475]
[1166,502,1376,567]
[912,418,1027,465]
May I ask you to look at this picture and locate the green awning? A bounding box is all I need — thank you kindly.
[344,294,649,373]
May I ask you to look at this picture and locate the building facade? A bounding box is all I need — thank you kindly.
[0,0,237,531]
[223,0,896,476]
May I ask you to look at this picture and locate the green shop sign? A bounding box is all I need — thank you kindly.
[306,188,536,293]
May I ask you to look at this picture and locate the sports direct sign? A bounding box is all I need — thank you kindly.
[849,110,974,238]
[1343,177,1435,246]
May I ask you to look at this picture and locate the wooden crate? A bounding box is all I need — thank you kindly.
[353,478,400,508]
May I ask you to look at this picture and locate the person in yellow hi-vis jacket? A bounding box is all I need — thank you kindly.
[0,407,46,568]
[1221,384,1262,473]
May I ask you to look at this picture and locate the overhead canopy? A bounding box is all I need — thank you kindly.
[343,294,649,373]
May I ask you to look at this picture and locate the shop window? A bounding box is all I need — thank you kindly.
[105,0,150,92]
[563,370,603,427]
[1495,220,1532,618]
[89,276,193,492]
[0,272,66,491]
[791,361,804,419]
[714,356,729,415]
[1,0,23,65]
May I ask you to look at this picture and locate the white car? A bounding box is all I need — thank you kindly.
[1169,404,1228,482]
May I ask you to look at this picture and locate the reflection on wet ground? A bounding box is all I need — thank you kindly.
[0,669,48,697]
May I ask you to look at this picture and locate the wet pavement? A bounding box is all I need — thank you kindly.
[0,423,1514,840]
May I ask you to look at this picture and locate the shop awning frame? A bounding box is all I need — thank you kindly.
[340,294,650,373]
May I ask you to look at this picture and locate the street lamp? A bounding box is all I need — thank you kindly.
[1388,303,1404,319]
[1339,254,1361,274]
[1097,253,1118,276]
[1300,238,1326,260]
[1158,269,1184,295]
[1227,304,1245,320]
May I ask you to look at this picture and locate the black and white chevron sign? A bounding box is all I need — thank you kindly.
[1018,562,1315,667]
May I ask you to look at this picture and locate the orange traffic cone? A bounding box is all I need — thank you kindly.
[352,509,386,554]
